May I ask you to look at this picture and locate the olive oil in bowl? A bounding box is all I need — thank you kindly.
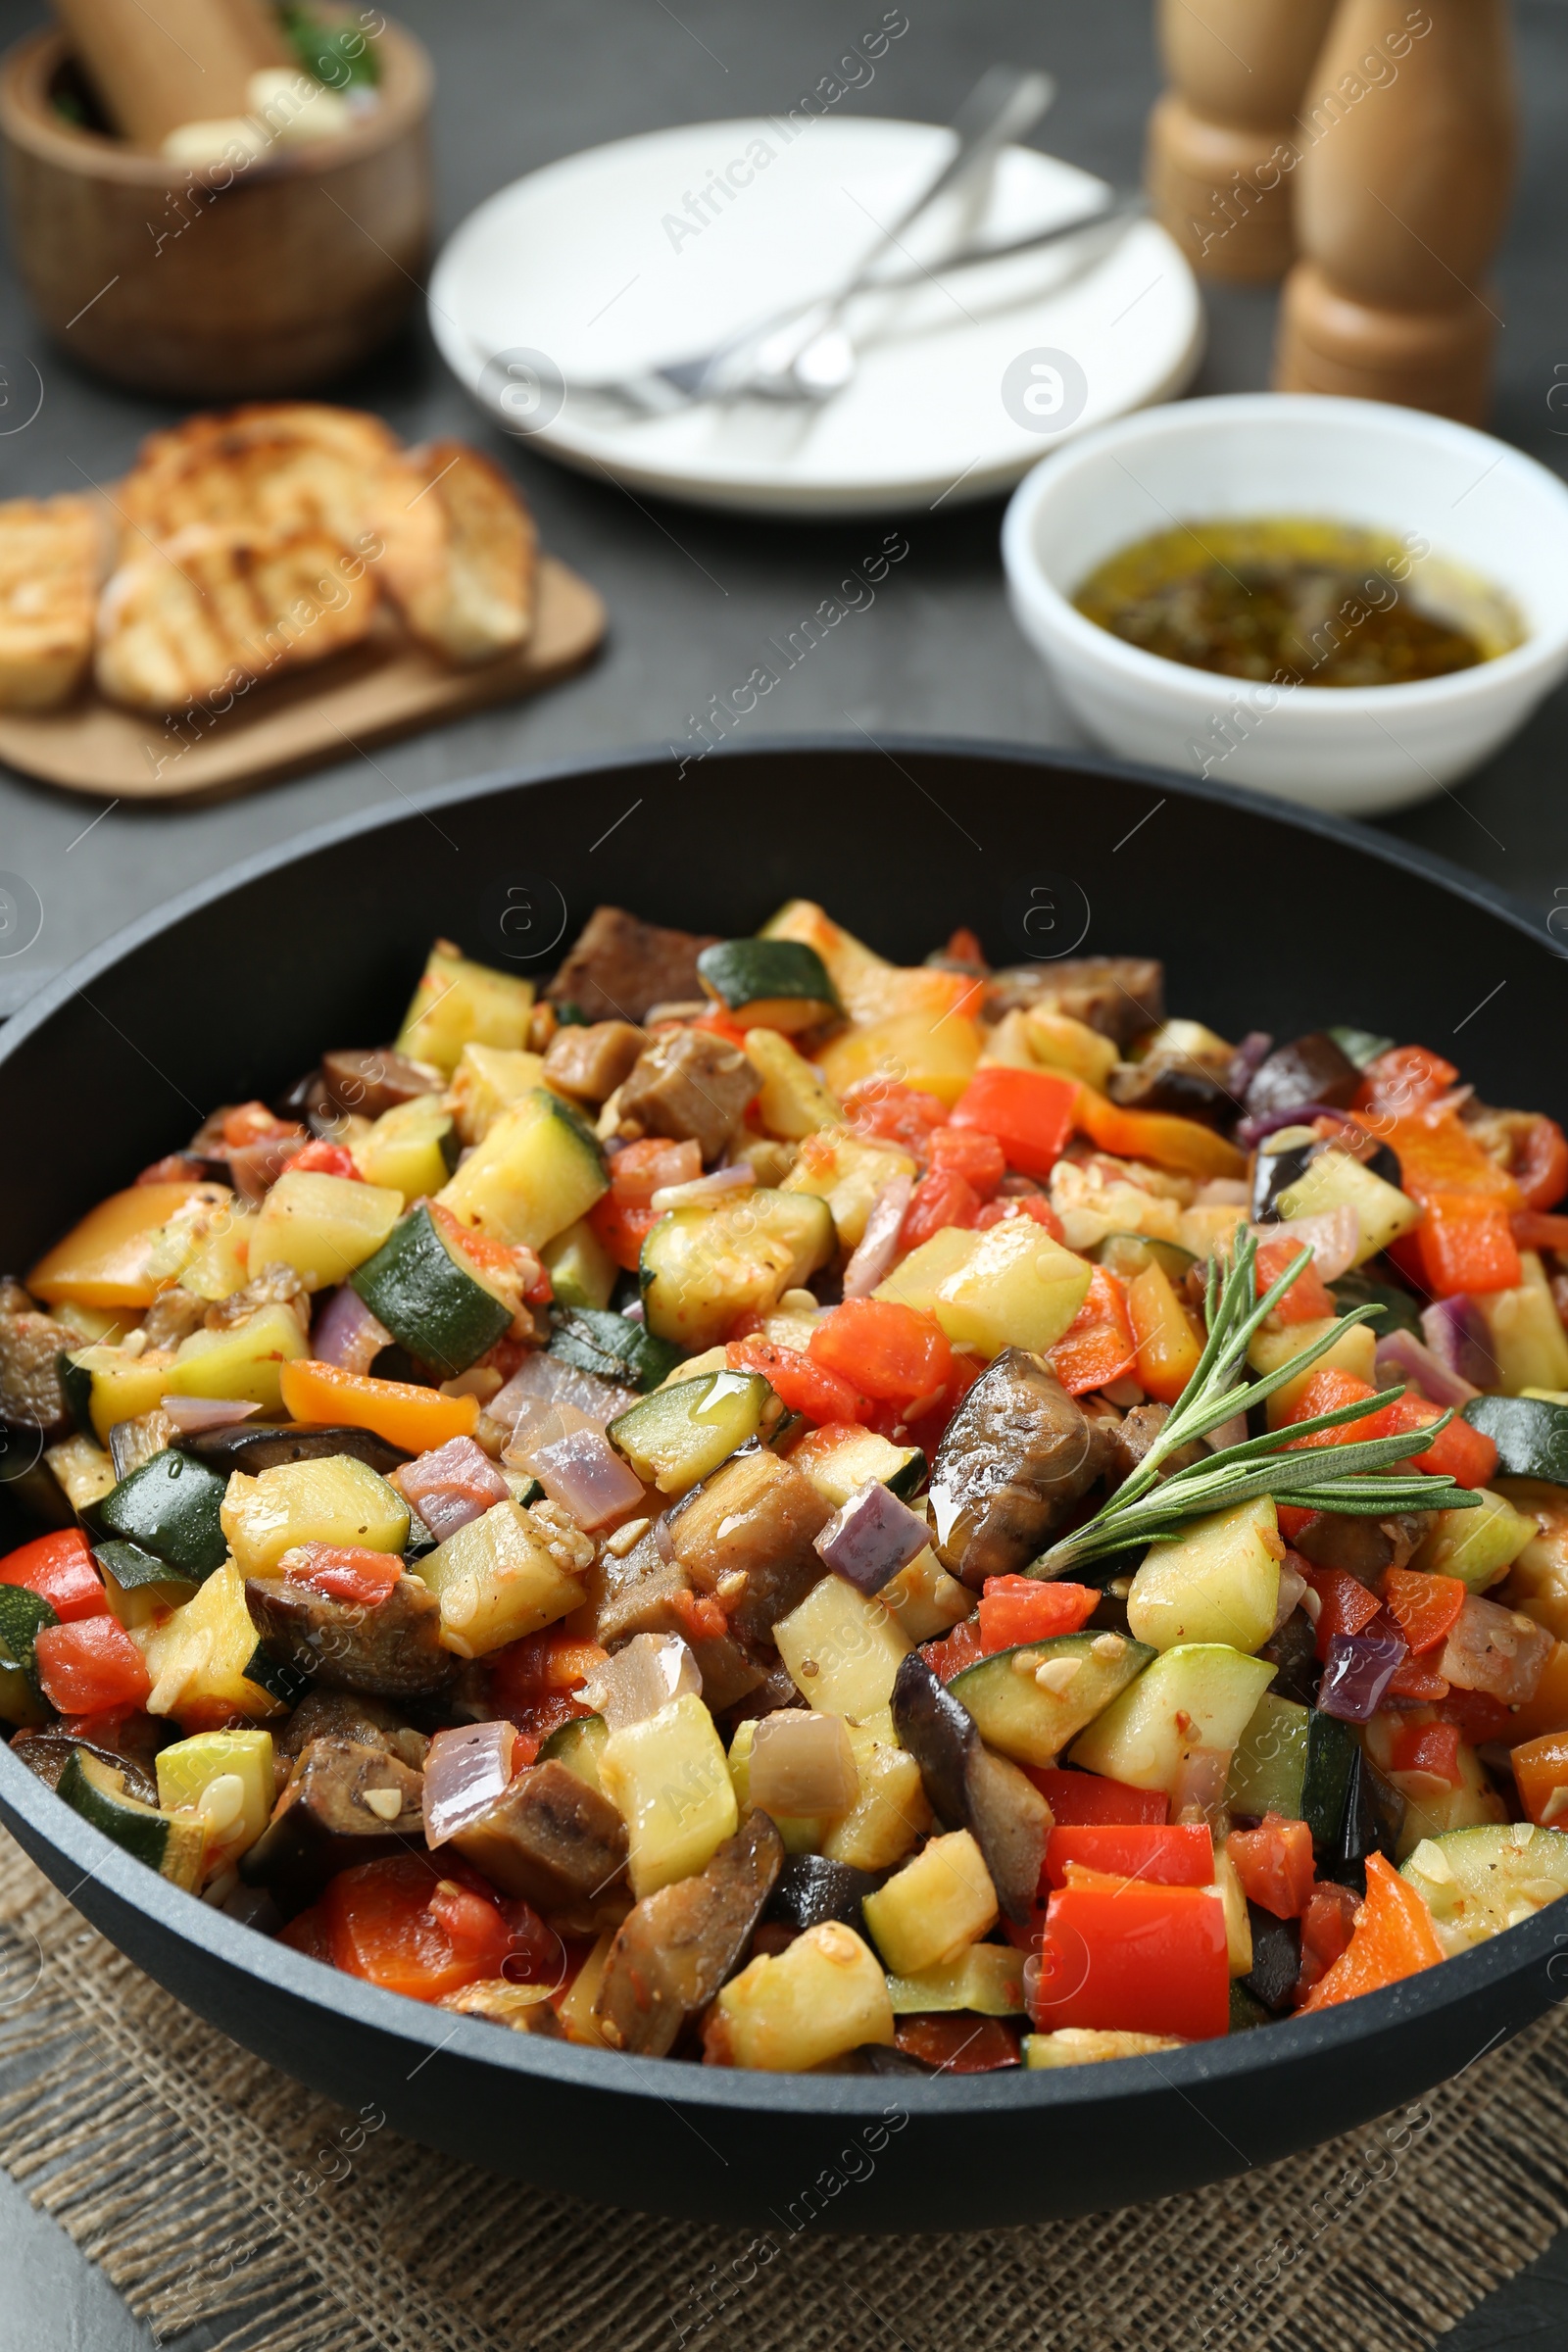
[1072,518,1522,689]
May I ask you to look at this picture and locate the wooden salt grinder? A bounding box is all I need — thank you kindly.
[48,0,289,147]
[1146,0,1338,282]
[1274,0,1518,424]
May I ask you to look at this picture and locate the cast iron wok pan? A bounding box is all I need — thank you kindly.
[1,738,1565,2231]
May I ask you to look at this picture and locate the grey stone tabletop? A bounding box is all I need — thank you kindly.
[2,0,1568,2344]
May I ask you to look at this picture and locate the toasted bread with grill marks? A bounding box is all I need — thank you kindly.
[95,523,380,714]
[0,495,111,710]
[116,403,397,559]
[368,439,536,664]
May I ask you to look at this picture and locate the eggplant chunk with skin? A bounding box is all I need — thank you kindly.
[593,1810,784,2056]
[244,1569,457,1699]
[11,1731,160,1805]
[929,1348,1114,1590]
[1104,1401,1207,1488]
[449,1757,629,1932]
[271,1688,426,1782]
[239,1738,423,1916]
[1244,1032,1360,1124]
[179,1422,410,1479]
[0,1305,75,1444]
[663,1447,832,1645]
[765,1853,883,1938]
[983,956,1164,1047]
[617,1029,760,1162]
[891,1654,1051,1922]
[588,1528,768,1711]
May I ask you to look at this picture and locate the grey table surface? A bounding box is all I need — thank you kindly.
[2,0,1568,2343]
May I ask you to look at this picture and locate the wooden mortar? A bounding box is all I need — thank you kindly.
[0,19,432,400]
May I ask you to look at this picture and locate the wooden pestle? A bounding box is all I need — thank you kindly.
[50,0,291,147]
[1274,1,1518,423]
[1146,0,1337,282]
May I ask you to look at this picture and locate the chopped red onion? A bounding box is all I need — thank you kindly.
[1439,1592,1552,1703]
[490,1350,638,1434]
[533,1427,646,1531]
[1318,1624,1406,1722]
[395,1435,510,1542]
[225,1134,307,1202]
[312,1283,392,1374]
[749,1711,858,1815]
[651,1164,756,1211]
[842,1174,915,1299]
[1420,1296,1501,1394]
[504,1397,602,1475]
[583,1632,702,1731]
[1270,1562,1307,1638]
[1374,1325,1477,1413]
[1168,1746,1230,1823]
[1238,1103,1357,1152]
[1249,1202,1359,1285]
[813,1478,930,1594]
[1225,1033,1274,1102]
[160,1395,263,1434]
[424,1720,517,1847]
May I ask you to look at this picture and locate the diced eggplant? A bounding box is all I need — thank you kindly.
[138,1289,210,1350]
[109,1407,178,1483]
[1241,1903,1301,2013]
[318,1048,441,1121]
[271,1687,425,1778]
[1103,1401,1206,1487]
[1318,1747,1405,1895]
[1291,1511,1421,1585]
[1245,1033,1361,1123]
[983,956,1164,1047]
[448,1756,630,1932]
[244,1570,457,1698]
[617,1030,760,1162]
[765,1853,884,1938]
[592,1810,784,2056]
[890,1653,1051,1922]
[1258,1607,1320,1708]
[928,1348,1115,1590]
[1108,1049,1235,1130]
[542,1020,647,1106]
[0,1308,76,1444]
[10,1731,160,1806]
[663,1447,832,1645]
[178,1422,411,1478]
[238,1737,423,1916]
[545,906,719,1025]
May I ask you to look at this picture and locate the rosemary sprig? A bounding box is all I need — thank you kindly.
[1037,1231,1481,1577]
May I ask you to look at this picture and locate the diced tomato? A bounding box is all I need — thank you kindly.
[1029,1880,1229,2041]
[671,1589,728,1645]
[895,2014,1020,2072]
[1044,1822,1212,1890]
[1386,1655,1450,1702]
[724,1338,866,1424]
[0,1529,106,1624]
[1390,1720,1463,1786]
[686,1007,752,1051]
[289,1139,361,1178]
[921,1618,985,1682]
[977,1576,1099,1651]
[279,1903,331,1962]
[1293,1880,1360,2003]
[893,1347,986,1458]
[323,1855,514,2001]
[899,1168,982,1252]
[1127,1260,1204,1405]
[1439,1688,1513,1743]
[427,1877,514,1953]
[1298,1564,1384,1663]
[34,1615,151,1715]
[489,1629,609,1717]
[1514,1210,1568,1253]
[1299,1853,1444,2012]
[1047,1265,1137,1397]
[1511,1731,1568,1827]
[280,1544,403,1606]
[950,1066,1079,1181]
[221,1101,301,1149]
[1354,1047,1459,1120]
[1392,1400,1496,1490]
[1225,1814,1315,1919]
[942,927,986,969]
[1254,1236,1336,1325]
[1382,1567,1467,1655]
[1418,1195,1522,1299]
[971,1193,1066,1241]
[587,1192,661,1272]
[926,1124,1005,1200]
[842,1080,950,1157]
[808,1298,954,1407]
[608,1137,703,1202]
[1278,1367,1386,1450]
[1282,1365,1495,1488]
[1025,1768,1169,1827]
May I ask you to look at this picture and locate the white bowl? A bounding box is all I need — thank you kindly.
[1001,393,1568,815]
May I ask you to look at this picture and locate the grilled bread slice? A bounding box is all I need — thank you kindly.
[368,440,536,664]
[95,523,380,713]
[0,495,110,710]
[117,403,397,559]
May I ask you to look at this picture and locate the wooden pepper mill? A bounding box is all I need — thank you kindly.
[1146,0,1338,282]
[49,0,289,148]
[1274,0,1518,423]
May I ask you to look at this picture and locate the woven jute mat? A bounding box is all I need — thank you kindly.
[2,1830,1568,2352]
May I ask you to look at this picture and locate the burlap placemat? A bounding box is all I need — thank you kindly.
[2,1829,1567,2352]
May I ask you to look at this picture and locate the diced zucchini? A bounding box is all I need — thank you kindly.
[1095,1233,1200,1287]
[448,1042,550,1147]
[1215,1849,1253,1977]
[1068,1643,1277,1793]
[180,1209,255,1302]
[1329,1267,1423,1340]
[166,1301,310,1412]
[352,1095,455,1201]
[395,940,535,1074]
[56,1748,204,1888]
[713,1921,894,2071]
[742,1027,845,1140]
[885,1942,1025,2016]
[1274,1147,1418,1265]
[542,1219,617,1311]
[1302,1710,1358,1852]
[44,1432,118,1515]
[1479,1255,1568,1396]
[413,1497,585,1656]
[1402,1822,1568,1954]
[95,1539,196,1631]
[820,1009,983,1109]
[538,1710,608,1791]
[550,1305,684,1395]
[773,1574,912,1718]
[1251,1315,1378,1425]
[557,1930,617,2046]
[727,1717,823,1854]
[818,1724,931,1871]
[1225,1691,1310,1819]
[155,1727,273,1866]
[351,1203,511,1376]
[598,1690,738,1898]
[873,1226,976,1316]
[761,899,956,1026]
[220,1453,409,1578]
[883,1220,1092,1359]
[791,1423,925,1508]
[781,1130,916,1249]
[135,1562,286,1728]
[1128,1498,1282,1656]
[0,1586,55,1721]
[860,1830,998,1976]
[949,1633,1153,1767]
[1466,1395,1568,1486]
[640,1190,833,1352]
[698,939,841,1030]
[609,1370,769,1495]
[436,1087,608,1250]
[879,1548,971,1643]
[1410,1485,1535,1590]
[1025,2028,1187,2066]
[247,1170,404,1292]
[98,1449,228,1579]
[67,1344,174,1447]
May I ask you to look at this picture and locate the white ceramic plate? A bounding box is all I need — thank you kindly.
[428,116,1203,515]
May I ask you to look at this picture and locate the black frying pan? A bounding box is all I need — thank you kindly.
[1,739,1562,2230]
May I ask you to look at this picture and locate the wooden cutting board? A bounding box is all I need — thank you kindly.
[0,553,606,804]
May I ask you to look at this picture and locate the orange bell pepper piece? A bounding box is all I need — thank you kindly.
[1503,1640,1568,1743]
[1254,1236,1335,1325]
[27,1182,222,1307]
[1511,1731,1568,1828]
[1126,1259,1204,1404]
[1073,1087,1246,1182]
[1299,1853,1445,2012]
[1416,1194,1522,1298]
[278,1358,478,1451]
[1047,1265,1137,1396]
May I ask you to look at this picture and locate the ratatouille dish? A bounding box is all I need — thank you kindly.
[7,902,1568,2075]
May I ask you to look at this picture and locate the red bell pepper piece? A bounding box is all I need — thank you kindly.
[1389,1719,1463,1786]
[1225,1814,1315,1919]
[926,1124,1005,1199]
[1281,1368,1495,1488]
[34,1615,151,1715]
[1299,1853,1444,2012]
[971,1193,1066,1240]
[724,1339,866,1425]
[949,1066,1079,1181]
[587,1193,662,1273]
[1047,1266,1137,1397]
[0,1529,106,1624]
[976,1576,1100,1651]
[1029,1880,1229,2040]
[1382,1567,1467,1655]
[1254,1236,1336,1325]
[1276,1504,1319,1544]
[1044,1822,1212,1890]
[1386,1655,1450,1702]
[1354,1046,1458,1120]
[289,1139,361,1179]
[323,1855,518,2001]
[1439,1688,1513,1743]
[842,1080,950,1157]
[894,2014,1020,2073]
[280,1544,404,1606]
[489,1628,608,1719]
[1299,1563,1384,1662]
[899,1168,982,1252]
[1417,1195,1522,1299]
[1293,1880,1360,2003]
[1026,1768,1169,1827]
[686,1007,753,1051]
[808,1298,954,1408]
[1514,1210,1568,1253]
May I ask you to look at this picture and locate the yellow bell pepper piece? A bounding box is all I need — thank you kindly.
[28,1183,222,1307]
[278,1357,478,1452]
